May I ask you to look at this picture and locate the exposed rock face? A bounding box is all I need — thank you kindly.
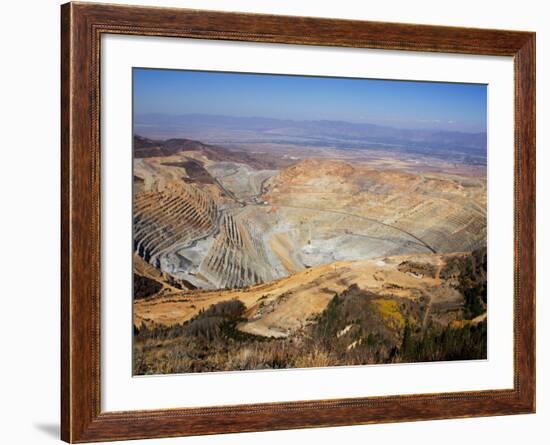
[199,213,276,289]
[133,137,486,293]
[264,158,486,256]
[132,135,488,374]
[133,182,218,272]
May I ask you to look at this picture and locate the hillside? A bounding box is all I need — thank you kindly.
[132,135,487,374]
[134,250,485,334]
[134,148,486,291]
[134,249,487,373]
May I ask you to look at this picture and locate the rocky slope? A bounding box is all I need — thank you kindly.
[133,141,486,291]
[132,135,487,373]
[134,249,486,337]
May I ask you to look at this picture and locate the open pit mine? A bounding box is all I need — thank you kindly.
[132,135,488,374]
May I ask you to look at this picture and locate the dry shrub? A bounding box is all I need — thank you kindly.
[294,348,332,368]
[226,347,256,370]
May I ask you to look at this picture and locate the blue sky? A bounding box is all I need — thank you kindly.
[133,68,487,133]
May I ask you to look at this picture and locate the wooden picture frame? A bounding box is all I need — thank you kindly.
[61,2,535,442]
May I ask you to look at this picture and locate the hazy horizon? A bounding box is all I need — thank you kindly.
[133,68,487,134]
[134,112,488,135]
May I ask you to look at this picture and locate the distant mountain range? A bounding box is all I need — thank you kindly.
[134,113,487,161]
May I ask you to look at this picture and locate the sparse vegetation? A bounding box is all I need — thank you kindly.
[372,298,405,330]
[133,273,162,299]
[441,247,487,319]
[134,255,487,374]
[400,319,487,362]
[398,260,437,278]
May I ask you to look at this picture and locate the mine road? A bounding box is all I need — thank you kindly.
[264,203,437,254]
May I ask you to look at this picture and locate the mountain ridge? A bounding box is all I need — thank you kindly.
[134,113,487,154]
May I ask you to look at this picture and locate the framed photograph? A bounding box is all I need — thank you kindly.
[61,2,535,442]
